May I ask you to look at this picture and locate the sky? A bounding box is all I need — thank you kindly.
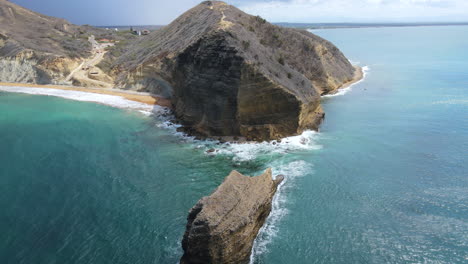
[10,0,468,26]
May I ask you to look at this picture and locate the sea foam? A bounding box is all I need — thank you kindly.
[0,85,168,115]
[1,85,321,262]
[321,65,370,98]
[196,132,322,263]
[201,130,322,163]
[249,160,314,263]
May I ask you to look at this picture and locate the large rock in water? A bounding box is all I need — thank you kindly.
[110,1,358,141]
[180,169,284,264]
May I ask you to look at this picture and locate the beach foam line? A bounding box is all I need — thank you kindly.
[0,85,169,115]
[249,160,314,263]
[322,65,370,98]
[0,82,172,107]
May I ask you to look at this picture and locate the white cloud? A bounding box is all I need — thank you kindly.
[235,0,468,22]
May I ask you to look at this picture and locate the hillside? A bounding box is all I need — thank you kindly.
[105,1,358,140]
[0,0,95,58]
[0,0,117,84]
[0,0,359,141]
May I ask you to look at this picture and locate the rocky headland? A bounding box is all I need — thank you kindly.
[1,0,360,141]
[180,169,284,264]
[104,1,359,141]
[0,1,361,262]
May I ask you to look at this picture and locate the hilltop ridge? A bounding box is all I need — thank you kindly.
[0,0,360,141]
[0,0,116,84]
[105,1,358,140]
[0,0,92,58]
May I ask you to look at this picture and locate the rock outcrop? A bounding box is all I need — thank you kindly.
[2,0,360,141]
[180,169,284,264]
[0,0,110,84]
[107,1,358,141]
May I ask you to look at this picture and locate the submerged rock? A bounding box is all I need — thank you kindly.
[109,1,358,141]
[180,169,284,264]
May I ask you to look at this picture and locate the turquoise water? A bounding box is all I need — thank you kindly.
[1,26,467,264]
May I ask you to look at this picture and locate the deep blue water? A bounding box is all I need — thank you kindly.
[1,26,467,264]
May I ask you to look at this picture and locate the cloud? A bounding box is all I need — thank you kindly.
[233,0,468,22]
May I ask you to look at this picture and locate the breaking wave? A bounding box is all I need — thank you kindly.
[322,65,370,98]
[1,84,323,263]
[193,133,322,263]
[200,130,321,163]
[249,160,314,264]
[0,85,168,115]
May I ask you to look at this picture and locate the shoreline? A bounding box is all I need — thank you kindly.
[322,65,368,98]
[336,66,364,92]
[0,82,172,108]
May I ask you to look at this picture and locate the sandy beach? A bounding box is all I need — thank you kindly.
[0,82,172,108]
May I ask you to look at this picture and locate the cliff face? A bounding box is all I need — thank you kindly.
[0,0,104,84]
[1,0,358,141]
[109,1,357,141]
[181,169,284,264]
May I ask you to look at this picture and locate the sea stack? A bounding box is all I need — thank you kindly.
[180,169,284,264]
[109,1,359,141]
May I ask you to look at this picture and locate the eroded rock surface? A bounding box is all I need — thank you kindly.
[107,1,358,141]
[0,0,117,85]
[180,169,284,264]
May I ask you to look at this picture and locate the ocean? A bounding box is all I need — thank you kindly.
[1,25,467,263]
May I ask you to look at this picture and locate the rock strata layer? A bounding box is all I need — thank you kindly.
[0,0,115,84]
[1,0,360,141]
[108,1,358,141]
[180,169,284,264]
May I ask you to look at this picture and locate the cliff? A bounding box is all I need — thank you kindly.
[2,0,359,141]
[107,1,358,141]
[180,169,284,264]
[0,0,108,84]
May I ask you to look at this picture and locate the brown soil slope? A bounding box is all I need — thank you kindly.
[0,0,112,84]
[108,1,357,141]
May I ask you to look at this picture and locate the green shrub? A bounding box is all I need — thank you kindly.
[242,40,250,50]
[255,16,266,24]
[278,57,285,65]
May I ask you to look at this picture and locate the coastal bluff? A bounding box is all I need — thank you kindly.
[108,1,359,141]
[180,169,284,264]
[1,0,360,141]
[0,0,101,84]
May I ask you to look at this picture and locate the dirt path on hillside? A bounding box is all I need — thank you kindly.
[65,35,114,88]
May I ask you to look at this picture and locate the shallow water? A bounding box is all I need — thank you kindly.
[1,26,467,264]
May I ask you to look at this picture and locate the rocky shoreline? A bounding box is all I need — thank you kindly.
[181,169,284,264]
[1,0,361,142]
[1,2,363,262]
[324,66,363,96]
[102,1,359,141]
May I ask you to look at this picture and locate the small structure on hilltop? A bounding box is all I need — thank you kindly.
[130,27,150,36]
